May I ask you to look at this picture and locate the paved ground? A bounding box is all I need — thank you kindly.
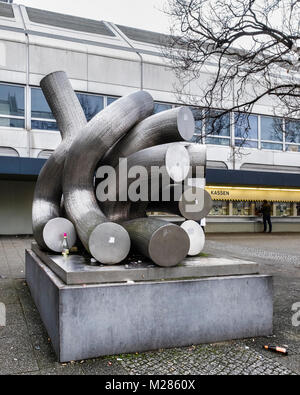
[0,233,299,375]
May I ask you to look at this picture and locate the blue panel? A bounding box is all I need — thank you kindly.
[0,156,46,176]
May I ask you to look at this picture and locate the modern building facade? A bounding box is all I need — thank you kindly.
[1,2,300,235]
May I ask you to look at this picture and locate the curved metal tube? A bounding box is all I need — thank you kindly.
[32,71,87,250]
[99,106,195,169]
[98,143,190,222]
[63,90,154,261]
[122,218,190,267]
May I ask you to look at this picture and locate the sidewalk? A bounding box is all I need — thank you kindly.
[0,234,299,375]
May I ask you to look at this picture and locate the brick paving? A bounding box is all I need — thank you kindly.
[0,234,299,375]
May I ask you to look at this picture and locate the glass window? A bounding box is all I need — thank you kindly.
[0,84,24,117]
[261,116,283,142]
[285,119,300,144]
[206,110,230,137]
[76,93,103,122]
[0,117,25,128]
[232,201,251,216]
[154,103,172,114]
[31,88,54,120]
[274,202,292,217]
[235,113,258,140]
[209,201,229,215]
[107,96,118,106]
[235,139,258,148]
[286,145,300,152]
[261,142,283,151]
[31,120,58,131]
[191,108,203,135]
[206,136,230,146]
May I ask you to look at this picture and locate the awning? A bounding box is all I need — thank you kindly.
[205,186,300,202]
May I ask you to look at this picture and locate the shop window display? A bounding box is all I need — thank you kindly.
[232,201,252,216]
[210,201,229,216]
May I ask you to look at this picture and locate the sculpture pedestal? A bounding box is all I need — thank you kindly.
[25,249,273,363]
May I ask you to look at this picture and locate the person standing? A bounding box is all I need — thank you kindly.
[261,200,272,233]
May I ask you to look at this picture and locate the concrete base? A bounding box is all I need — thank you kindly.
[25,249,273,363]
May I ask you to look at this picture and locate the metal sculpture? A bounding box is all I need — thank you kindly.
[32,71,212,268]
[63,90,154,264]
[32,71,87,250]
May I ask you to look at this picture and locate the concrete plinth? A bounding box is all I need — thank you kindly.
[25,249,273,363]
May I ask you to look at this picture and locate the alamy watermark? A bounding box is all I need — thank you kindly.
[292,302,300,327]
[0,302,6,327]
[95,161,206,212]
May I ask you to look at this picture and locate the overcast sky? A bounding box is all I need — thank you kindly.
[19,0,171,34]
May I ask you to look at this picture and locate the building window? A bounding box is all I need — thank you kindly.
[235,113,258,148]
[205,110,230,146]
[285,119,300,152]
[261,116,283,150]
[76,93,104,122]
[31,88,58,131]
[0,83,25,128]
[154,102,172,114]
[107,96,119,106]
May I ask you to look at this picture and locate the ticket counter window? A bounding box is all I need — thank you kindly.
[210,201,229,216]
[274,202,292,217]
[232,201,251,216]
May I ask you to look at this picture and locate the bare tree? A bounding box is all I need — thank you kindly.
[164,0,300,143]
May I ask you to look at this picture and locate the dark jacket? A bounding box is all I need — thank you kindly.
[261,203,271,218]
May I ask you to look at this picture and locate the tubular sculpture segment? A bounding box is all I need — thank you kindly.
[181,220,206,256]
[63,90,154,263]
[32,71,87,250]
[99,143,190,222]
[122,218,190,267]
[99,106,195,169]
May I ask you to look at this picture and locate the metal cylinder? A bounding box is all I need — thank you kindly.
[181,220,205,256]
[122,218,190,267]
[147,185,213,221]
[98,143,190,222]
[99,106,195,169]
[63,90,154,262]
[178,187,213,220]
[32,71,87,250]
[43,217,77,253]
